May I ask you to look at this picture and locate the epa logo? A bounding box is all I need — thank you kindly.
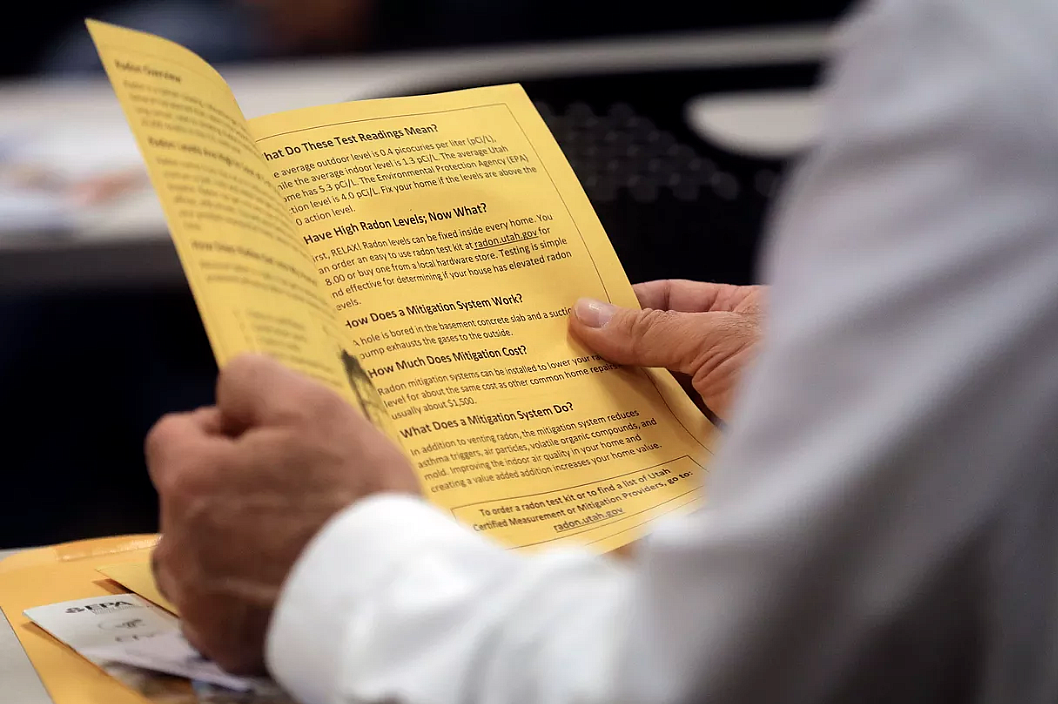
[65,601,136,615]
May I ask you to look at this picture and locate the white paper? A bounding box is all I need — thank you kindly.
[83,631,255,692]
[24,594,278,694]
[25,594,178,653]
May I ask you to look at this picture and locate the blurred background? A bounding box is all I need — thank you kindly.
[0,0,851,547]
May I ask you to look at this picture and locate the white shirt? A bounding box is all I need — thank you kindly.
[266,0,1058,701]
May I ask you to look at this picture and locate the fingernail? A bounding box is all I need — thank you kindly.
[574,298,617,328]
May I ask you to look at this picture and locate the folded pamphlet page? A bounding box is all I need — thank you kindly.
[97,562,176,614]
[86,20,716,553]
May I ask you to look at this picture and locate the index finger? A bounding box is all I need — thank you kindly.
[144,407,226,490]
[633,279,747,313]
[216,353,344,436]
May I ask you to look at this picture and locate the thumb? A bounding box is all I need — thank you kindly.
[570,297,748,378]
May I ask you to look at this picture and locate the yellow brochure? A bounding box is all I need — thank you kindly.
[87,20,717,553]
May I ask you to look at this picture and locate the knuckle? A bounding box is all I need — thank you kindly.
[152,536,172,566]
[144,414,179,460]
[212,646,255,675]
[627,308,675,356]
[153,454,216,501]
[184,606,263,674]
[219,354,263,394]
[145,416,189,490]
[150,544,177,601]
[293,382,347,422]
[163,466,201,499]
[183,621,222,662]
[211,650,240,674]
[269,425,310,457]
[224,352,265,378]
[633,307,674,333]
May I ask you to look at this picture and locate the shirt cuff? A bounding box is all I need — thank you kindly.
[265,493,476,704]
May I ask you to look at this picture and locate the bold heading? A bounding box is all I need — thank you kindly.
[399,401,576,439]
[114,59,181,83]
[303,202,487,244]
[405,292,523,317]
[344,293,524,329]
[369,345,529,379]
[263,124,439,161]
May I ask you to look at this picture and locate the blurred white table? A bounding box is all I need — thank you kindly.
[0,549,52,704]
[0,25,826,293]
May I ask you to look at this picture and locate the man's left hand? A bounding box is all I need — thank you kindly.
[146,354,419,674]
[569,280,764,420]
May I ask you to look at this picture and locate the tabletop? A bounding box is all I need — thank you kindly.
[0,549,52,704]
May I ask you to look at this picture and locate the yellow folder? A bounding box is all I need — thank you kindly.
[0,536,161,704]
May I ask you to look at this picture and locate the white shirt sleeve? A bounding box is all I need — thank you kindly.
[268,495,633,704]
[267,1,1058,702]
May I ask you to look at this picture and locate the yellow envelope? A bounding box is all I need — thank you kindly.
[96,563,177,615]
[0,536,159,704]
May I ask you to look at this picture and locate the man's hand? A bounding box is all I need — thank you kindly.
[569,280,764,420]
[146,354,419,674]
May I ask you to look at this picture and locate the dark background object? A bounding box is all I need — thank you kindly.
[0,288,216,546]
[3,0,851,76]
[372,1,849,54]
[523,65,818,285]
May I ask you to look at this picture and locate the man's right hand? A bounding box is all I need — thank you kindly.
[147,354,419,674]
[568,280,764,421]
